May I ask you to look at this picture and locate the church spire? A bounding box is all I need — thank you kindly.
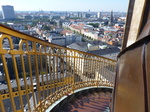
[109,10,114,26]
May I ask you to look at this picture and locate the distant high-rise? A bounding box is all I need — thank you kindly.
[82,13,91,18]
[97,12,101,19]
[2,5,15,20]
[78,12,82,18]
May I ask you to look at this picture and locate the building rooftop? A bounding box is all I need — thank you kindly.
[67,41,120,56]
[87,47,120,56]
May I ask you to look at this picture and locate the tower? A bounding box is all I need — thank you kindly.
[97,12,101,19]
[109,10,114,26]
[2,5,15,20]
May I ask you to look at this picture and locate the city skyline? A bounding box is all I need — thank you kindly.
[0,0,129,12]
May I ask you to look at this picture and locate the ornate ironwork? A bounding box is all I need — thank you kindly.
[0,24,116,112]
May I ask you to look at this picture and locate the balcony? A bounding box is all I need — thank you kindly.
[1,1,149,111]
[0,24,116,112]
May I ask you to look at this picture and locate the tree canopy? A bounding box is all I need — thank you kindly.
[42,25,50,30]
[88,23,100,28]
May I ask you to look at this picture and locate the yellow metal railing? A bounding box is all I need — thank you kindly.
[0,24,116,112]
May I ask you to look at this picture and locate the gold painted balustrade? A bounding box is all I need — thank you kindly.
[0,24,116,112]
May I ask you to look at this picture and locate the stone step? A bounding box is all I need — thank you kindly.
[59,90,112,112]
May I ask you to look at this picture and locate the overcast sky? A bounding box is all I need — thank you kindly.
[0,0,129,12]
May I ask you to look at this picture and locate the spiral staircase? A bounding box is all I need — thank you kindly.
[0,1,150,111]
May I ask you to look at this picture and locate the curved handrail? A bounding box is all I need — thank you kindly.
[0,24,116,112]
